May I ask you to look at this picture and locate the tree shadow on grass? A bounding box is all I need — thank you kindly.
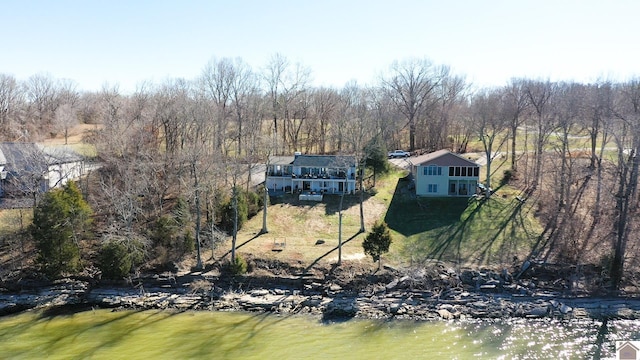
[412,197,488,264]
[303,232,364,274]
[409,194,535,266]
[384,176,471,237]
[216,232,265,262]
[269,192,371,216]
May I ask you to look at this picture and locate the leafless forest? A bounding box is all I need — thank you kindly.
[2,55,640,290]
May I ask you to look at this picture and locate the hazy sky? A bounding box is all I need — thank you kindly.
[2,0,639,93]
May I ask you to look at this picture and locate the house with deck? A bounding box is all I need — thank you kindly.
[265,153,357,198]
[411,149,480,197]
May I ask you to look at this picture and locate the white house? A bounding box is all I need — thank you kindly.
[0,142,86,197]
[265,153,357,196]
[411,149,480,197]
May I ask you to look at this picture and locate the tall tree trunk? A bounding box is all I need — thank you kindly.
[359,160,365,233]
[260,184,269,234]
[231,185,238,262]
[192,162,203,270]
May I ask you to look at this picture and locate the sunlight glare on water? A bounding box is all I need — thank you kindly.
[1,310,639,359]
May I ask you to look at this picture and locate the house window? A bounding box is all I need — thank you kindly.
[423,165,441,176]
[448,166,479,177]
[427,184,438,193]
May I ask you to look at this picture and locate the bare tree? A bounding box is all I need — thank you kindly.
[54,103,78,144]
[263,53,288,155]
[472,89,509,198]
[609,79,640,291]
[228,58,259,157]
[24,73,62,136]
[201,58,234,155]
[503,79,529,170]
[0,74,24,140]
[427,67,467,151]
[309,87,339,154]
[382,58,441,151]
[341,82,375,232]
[525,80,558,189]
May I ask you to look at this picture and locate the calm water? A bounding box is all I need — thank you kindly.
[1,309,639,359]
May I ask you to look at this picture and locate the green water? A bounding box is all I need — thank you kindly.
[0,309,638,359]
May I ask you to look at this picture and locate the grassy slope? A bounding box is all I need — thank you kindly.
[226,164,542,270]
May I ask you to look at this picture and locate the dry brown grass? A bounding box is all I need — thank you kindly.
[212,192,389,270]
[40,123,101,157]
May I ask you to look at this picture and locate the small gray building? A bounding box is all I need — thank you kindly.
[0,142,86,197]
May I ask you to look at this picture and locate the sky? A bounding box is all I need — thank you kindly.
[2,0,639,93]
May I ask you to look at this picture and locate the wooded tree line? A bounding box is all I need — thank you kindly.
[2,55,640,290]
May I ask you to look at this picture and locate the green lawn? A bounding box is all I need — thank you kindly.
[386,193,541,267]
[225,165,542,271]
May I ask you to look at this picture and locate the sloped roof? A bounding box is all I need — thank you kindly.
[0,142,48,174]
[40,145,84,164]
[0,143,84,174]
[411,149,479,167]
[293,155,356,168]
[268,156,295,165]
[268,154,357,168]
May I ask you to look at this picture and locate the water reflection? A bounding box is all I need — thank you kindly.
[1,310,639,359]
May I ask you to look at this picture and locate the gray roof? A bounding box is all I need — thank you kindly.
[268,154,357,168]
[40,145,84,164]
[268,156,296,165]
[0,142,48,174]
[293,155,356,168]
[411,149,479,167]
[0,143,83,174]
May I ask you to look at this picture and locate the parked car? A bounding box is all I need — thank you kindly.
[388,150,410,158]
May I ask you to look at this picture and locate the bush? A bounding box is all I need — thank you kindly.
[500,169,515,187]
[362,221,392,269]
[99,239,145,280]
[245,189,264,218]
[150,205,194,257]
[31,181,93,277]
[151,215,178,247]
[183,231,195,253]
[225,255,248,275]
[220,188,248,233]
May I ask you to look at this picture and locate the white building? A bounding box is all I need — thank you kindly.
[266,153,357,196]
[0,142,86,197]
[411,149,480,197]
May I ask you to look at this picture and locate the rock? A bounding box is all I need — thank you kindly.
[389,303,401,314]
[438,303,454,311]
[385,279,399,290]
[527,306,550,318]
[560,303,573,314]
[480,284,497,292]
[471,301,488,309]
[437,309,454,319]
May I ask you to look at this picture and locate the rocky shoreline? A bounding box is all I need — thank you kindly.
[3,266,640,321]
